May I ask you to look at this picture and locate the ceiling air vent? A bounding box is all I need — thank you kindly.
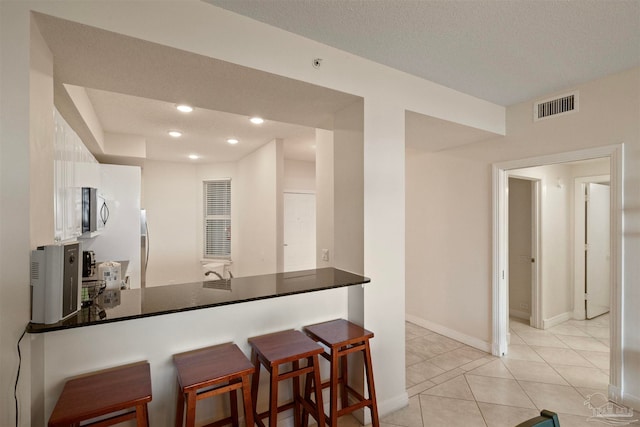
[534,91,578,121]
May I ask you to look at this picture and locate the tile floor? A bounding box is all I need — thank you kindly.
[378,315,640,427]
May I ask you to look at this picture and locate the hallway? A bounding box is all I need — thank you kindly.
[386,315,639,427]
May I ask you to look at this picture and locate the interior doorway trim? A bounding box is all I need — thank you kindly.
[506,175,542,330]
[491,143,624,400]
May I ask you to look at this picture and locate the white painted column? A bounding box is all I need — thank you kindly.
[363,98,407,414]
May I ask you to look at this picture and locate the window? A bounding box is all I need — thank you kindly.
[203,179,231,258]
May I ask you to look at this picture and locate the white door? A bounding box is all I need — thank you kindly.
[284,192,316,272]
[586,183,610,319]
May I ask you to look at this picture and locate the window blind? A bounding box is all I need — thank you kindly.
[203,179,231,258]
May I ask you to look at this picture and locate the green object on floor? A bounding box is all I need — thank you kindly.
[514,410,560,427]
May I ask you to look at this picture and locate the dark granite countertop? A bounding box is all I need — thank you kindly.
[27,268,370,333]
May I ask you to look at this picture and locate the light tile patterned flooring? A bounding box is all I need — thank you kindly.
[379,315,640,427]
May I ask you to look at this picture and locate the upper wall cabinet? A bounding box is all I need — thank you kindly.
[53,109,99,242]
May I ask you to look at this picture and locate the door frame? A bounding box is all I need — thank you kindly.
[491,143,623,401]
[573,175,611,320]
[506,175,542,329]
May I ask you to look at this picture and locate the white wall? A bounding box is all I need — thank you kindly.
[315,129,335,269]
[236,139,282,276]
[0,2,506,426]
[283,159,315,192]
[406,67,640,407]
[405,149,492,348]
[142,145,292,285]
[334,100,364,275]
[141,160,241,285]
[571,158,610,178]
[29,18,55,248]
[26,18,56,427]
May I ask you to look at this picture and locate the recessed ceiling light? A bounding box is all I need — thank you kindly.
[188,154,199,160]
[176,104,193,113]
[169,130,182,138]
[249,117,264,125]
[227,138,239,145]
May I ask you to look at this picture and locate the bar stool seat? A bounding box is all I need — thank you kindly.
[248,329,325,427]
[173,343,255,427]
[48,361,152,427]
[303,319,379,427]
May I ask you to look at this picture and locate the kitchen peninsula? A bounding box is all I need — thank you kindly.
[29,267,369,426]
[28,268,369,333]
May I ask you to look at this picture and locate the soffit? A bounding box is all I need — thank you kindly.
[34,12,358,163]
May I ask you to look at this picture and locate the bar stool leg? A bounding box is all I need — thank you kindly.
[302,355,327,427]
[230,388,239,427]
[185,391,197,427]
[175,380,185,427]
[136,403,150,427]
[312,354,326,427]
[250,350,261,426]
[330,350,339,427]
[301,369,312,427]
[269,364,279,427]
[241,374,255,427]
[340,352,348,410]
[363,341,379,427]
[292,361,301,427]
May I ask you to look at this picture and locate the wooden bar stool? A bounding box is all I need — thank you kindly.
[303,319,379,427]
[173,343,255,427]
[248,329,325,427]
[48,361,152,427]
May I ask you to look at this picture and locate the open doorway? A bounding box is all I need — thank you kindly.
[574,176,611,320]
[507,176,540,331]
[506,159,610,333]
[492,144,623,400]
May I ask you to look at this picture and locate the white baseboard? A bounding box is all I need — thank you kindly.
[622,391,640,412]
[509,308,530,321]
[406,314,491,353]
[543,311,572,329]
[608,384,640,412]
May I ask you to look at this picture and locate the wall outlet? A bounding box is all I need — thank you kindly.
[520,303,529,310]
[322,249,329,261]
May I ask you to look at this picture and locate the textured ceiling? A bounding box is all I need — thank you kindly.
[206,0,640,106]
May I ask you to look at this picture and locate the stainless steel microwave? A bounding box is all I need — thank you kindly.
[82,187,108,233]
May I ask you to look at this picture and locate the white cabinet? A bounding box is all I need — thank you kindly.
[53,109,99,242]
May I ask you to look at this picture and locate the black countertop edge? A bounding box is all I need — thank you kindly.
[27,268,370,334]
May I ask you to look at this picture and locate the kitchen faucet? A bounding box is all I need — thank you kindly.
[205,270,224,280]
[204,270,233,280]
